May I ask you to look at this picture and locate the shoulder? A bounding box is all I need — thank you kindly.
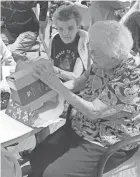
[51,33,60,42]
[78,30,89,40]
[125,55,140,71]
[50,33,60,46]
[111,56,139,85]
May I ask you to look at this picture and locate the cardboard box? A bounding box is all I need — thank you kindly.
[6,59,57,111]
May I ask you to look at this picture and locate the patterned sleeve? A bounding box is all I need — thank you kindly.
[98,66,140,113]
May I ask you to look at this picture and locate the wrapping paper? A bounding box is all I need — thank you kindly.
[6,94,65,128]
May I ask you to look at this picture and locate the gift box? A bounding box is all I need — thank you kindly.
[5,95,65,128]
[5,99,39,127]
[6,58,57,111]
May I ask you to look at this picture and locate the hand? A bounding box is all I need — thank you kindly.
[33,60,62,92]
[53,66,61,74]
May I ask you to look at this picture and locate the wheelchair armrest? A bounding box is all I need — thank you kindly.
[97,134,140,177]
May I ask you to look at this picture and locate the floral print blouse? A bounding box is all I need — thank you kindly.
[71,56,140,150]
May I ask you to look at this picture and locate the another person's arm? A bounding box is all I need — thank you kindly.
[107,0,130,10]
[135,16,140,53]
[0,39,16,68]
[53,57,84,81]
[120,0,139,24]
[63,66,90,92]
[37,1,48,39]
[33,61,108,120]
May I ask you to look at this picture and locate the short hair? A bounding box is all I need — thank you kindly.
[89,21,133,60]
[53,3,82,26]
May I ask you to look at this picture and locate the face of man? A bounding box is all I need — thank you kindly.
[56,19,79,44]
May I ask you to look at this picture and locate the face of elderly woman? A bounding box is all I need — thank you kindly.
[89,41,120,71]
[89,27,122,71]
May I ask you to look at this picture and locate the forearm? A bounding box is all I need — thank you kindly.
[2,41,16,67]
[108,1,130,10]
[57,84,103,119]
[63,67,90,92]
[63,78,86,93]
[38,1,48,21]
[54,66,80,81]
[120,1,139,25]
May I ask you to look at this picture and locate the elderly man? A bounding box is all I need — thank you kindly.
[1,1,48,53]
[28,21,140,177]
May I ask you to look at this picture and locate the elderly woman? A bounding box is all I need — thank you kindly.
[29,21,140,177]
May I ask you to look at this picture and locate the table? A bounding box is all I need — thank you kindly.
[0,110,66,147]
[0,69,66,147]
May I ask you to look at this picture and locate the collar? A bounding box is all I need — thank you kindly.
[91,55,136,79]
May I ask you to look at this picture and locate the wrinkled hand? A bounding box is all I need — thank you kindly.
[33,60,62,92]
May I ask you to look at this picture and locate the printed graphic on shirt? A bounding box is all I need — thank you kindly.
[51,34,80,72]
[56,50,76,71]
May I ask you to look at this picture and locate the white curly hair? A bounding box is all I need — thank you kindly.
[89,21,133,60]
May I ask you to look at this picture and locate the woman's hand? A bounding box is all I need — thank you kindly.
[33,60,62,92]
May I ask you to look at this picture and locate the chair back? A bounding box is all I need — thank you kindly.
[1,147,22,177]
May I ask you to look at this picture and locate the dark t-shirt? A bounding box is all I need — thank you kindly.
[51,34,80,72]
